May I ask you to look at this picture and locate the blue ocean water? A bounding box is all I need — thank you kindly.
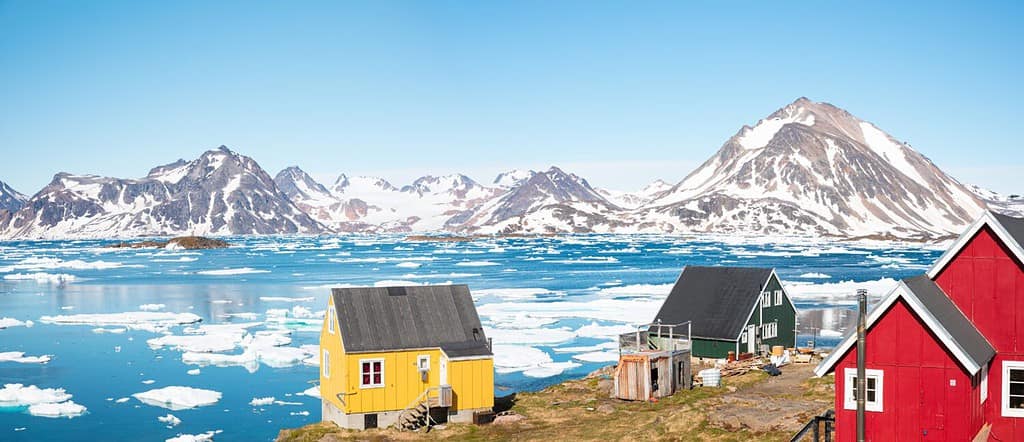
[0,235,942,441]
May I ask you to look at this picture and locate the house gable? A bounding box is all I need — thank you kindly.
[815,276,995,377]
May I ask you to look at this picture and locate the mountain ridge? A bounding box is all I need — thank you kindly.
[0,99,1012,239]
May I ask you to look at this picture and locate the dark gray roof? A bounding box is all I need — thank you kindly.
[330,284,492,358]
[992,211,1024,251]
[903,275,995,369]
[652,266,774,341]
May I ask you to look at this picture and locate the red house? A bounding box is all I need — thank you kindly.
[816,211,1024,441]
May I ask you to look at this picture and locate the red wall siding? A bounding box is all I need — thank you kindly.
[833,299,981,441]
[934,226,1024,440]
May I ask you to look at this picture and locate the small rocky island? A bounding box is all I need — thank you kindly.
[107,236,230,250]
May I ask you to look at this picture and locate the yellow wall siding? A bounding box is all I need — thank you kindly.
[319,295,347,411]
[342,349,443,413]
[448,358,494,410]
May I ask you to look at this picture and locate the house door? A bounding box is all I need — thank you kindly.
[747,324,757,353]
[440,356,449,386]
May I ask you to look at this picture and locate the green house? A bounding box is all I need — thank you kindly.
[650,266,796,359]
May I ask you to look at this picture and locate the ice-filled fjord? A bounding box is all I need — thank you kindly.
[0,234,942,440]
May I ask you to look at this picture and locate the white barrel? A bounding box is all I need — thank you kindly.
[699,368,721,387]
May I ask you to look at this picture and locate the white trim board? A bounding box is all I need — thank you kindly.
[814,280,988,377]
[927,211,1024,279]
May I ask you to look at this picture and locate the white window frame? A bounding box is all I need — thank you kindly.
[761,292,770,308]
[740,331,747,343]
[327,306,336,334]
[761,322,778,339]
[843,368,883,412]
[1002,361,1024,417]
[359,358,385,389]
[774,289,783,306]
[322,349,330,379]
[981,364,989,404]
[417,355,430,371]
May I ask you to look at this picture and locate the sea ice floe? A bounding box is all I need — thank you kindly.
[197,268,269,276]
[297,385,320,399]
[493,345,551,374]
[594,283,672,298]
[798,273,831,279]
[485,327,576,345]
[522,361,582,378]
[166,430,222,442]
[484,313,559,329]
[187,369,201,375]
[0,317,31,329]
[39,312,203,333]
[0,351,52,364]
[258,296,314,303]
[27,401,87,418]
[0,384,86,418]
[139,304,166,311]
[478,298,662,325]
[158,413,182,427]
[2,273,77,283]
[249,397,275,406]
[454,260,499,267]
[571,350,619,363]
[472,288,557,301]
[575,322,637,338]
[0,256,141,272]
[91,327,128,334]
[551,341,618,353]
[784,278,898,304]
[133,386,222,410]
[395,262,421,268]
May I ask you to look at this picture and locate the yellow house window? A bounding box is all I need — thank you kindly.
[322,349,330,378]
[327,306,336,334]
[360,359,384,388]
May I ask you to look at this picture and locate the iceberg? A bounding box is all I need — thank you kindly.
[132,386,222,410]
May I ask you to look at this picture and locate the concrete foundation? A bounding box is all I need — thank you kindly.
[322,400,490,429]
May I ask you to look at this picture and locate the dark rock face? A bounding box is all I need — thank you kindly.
[1,146,325,238]
[0,181,27,214]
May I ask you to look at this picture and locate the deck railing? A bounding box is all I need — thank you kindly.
[619,321,692,354]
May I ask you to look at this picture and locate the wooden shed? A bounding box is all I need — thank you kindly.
[614,323,692,401]
[615,350,691,400]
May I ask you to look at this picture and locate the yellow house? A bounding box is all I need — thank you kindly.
[320,284,494,430]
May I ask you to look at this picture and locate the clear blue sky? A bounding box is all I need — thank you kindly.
[1,1,1021,194]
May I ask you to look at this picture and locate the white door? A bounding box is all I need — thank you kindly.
[440,356,448,386]
[747,324,757,353]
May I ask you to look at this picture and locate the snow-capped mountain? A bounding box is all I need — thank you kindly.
[493,169,533,188]
[452,167,627,234]
[968,185,1024,218]
[597,179,674,209]
[0,181,27,213]
[638,97,987,239]
[0,146,325,239]
[275,169,503,232]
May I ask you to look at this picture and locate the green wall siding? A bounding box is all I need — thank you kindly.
[689,273,797,358]
[692,338,736,359]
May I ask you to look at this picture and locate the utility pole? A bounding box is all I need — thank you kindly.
[856,288,867,442]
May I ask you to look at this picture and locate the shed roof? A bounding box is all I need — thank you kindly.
[330,285,492,358]
[651,266,774,341]
[815,275,995,377]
